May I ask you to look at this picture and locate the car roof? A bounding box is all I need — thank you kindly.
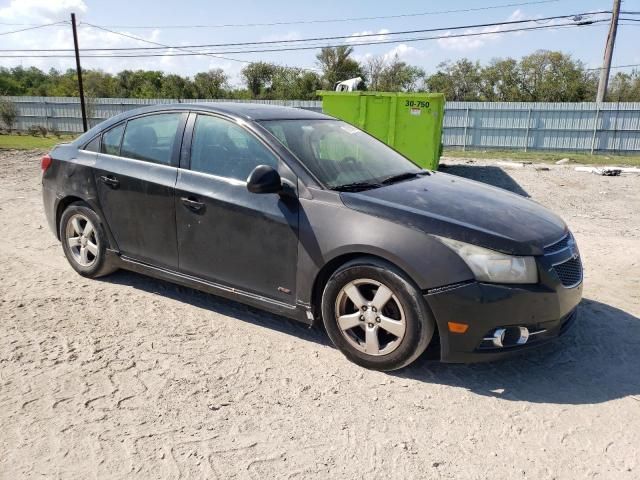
[123,102,331,121]
[73,102,333,146]
[184,102,332,121]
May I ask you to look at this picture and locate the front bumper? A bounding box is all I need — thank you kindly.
[425,280,582,363]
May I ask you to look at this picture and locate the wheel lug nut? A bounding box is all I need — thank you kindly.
[376,317,381,323]
[362,306,367,311]
[368,323,374,328]
[360,315,364,321]
[372,307,377,312]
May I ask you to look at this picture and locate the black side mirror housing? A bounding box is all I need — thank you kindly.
[246,165,284,194]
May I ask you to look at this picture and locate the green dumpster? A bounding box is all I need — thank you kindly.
[316,91,445,170]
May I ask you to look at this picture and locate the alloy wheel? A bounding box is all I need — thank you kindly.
[65,213,99,267]
[334,278,406,356]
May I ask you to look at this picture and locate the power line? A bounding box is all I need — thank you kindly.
[0,21,609,58]
[0,11,611,53]
[78,22,253,65]
[587,63,640,70]
[80,0,565,29]
[0,21,67,36]
[80,12,611,51]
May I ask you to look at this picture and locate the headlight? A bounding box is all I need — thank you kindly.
[436,237,538,284]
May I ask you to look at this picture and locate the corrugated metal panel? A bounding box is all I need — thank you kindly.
[2,97,639,153]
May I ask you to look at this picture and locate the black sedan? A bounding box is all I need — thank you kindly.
[41,103,582,371]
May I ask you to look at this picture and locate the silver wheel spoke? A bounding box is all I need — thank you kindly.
[371,285,393,311]
[378,315,405,337]
[343,282,366,309]
[80,246,89,264]
[365,327,380,354]
[71,217,82,236]
[83,221,94,238]
[337,312,362,331]
[86,241,98,256]
[68,236,81,248]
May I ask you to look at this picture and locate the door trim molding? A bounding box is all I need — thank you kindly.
[119,255,300,313]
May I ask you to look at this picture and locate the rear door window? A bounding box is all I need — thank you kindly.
[120,113,183,165]
[101,124,124,156]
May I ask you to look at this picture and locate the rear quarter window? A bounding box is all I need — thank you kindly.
[101,124,125,156]
[82,136,100,152]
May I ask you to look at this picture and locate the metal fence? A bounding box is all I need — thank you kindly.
[2,96,639,154]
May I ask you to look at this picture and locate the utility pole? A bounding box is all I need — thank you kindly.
[71,13,88,132]
[596,0,621,103]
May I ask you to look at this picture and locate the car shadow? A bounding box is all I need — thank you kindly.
[440,163,530,197]
[397,299,640,405]
[100,269,332,347]
[101,269,639,405]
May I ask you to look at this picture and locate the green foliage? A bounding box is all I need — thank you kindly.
[193,69,229,98]
[241,62,278,98]
[0,98,18,132]
[0,51,637,101]
[607,71,640,102]
[366,54,425,92]
[315,46,364,89]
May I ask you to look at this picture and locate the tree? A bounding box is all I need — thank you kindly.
[269,67,322,100]
[194,69,229,99]
[0,98,18,132]
[481,58,523,101]
[425,59,483,101]
[378,54,425,92]
[160,74,196,99]
[518,50,597,102]
[241,62,277,98]
[607,71,640,102]
[365,56,386,91]
[316,46,363,89]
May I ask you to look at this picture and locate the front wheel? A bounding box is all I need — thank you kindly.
[321,258,435,371]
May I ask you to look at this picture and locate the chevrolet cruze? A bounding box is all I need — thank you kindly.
[41,103,582,371]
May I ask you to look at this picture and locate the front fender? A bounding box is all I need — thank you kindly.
[296,193,473,306]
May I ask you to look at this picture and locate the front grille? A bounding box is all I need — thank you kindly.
[544,234,571,255]
[553,257,583,287]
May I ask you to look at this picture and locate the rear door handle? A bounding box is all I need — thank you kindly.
[181,196,205,212]
[99,175,120,189]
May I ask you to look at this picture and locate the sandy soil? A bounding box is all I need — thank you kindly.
[1,150,639,480]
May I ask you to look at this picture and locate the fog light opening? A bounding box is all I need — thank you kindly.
[487,326,530,348]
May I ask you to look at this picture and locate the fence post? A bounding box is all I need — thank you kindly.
[43,99,49,132]
[590,106,600,155]
[462,107,469,151]
[524,107,531,152]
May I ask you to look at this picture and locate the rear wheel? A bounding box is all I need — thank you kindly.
[321,258,434,371]
[60,203,117,278]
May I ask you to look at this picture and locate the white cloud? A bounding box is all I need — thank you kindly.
[0,0,87,22]
[346,28,390,45]
[0,2,249,82]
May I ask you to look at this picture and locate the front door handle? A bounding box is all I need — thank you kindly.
[181,196,205,212]
[99,175,120,189]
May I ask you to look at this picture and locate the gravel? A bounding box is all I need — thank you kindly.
[1,150,639,479]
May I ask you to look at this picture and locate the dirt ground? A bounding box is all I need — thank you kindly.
[1,150,639,480]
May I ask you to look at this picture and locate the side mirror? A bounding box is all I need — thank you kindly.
[246,165,283,194]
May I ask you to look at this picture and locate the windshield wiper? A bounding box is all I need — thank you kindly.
[379,170,429,185]
[332,181,383,192]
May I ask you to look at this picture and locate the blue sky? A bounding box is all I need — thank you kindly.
[1,0,639,86]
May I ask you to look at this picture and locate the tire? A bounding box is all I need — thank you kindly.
[321,257,435,371]
[59,202,117,278]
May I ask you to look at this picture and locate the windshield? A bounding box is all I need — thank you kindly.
[259,119,423,190]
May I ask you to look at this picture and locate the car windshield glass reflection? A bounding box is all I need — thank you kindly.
[260,119,423,190]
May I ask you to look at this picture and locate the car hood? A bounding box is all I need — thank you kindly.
[340,172,567,256]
